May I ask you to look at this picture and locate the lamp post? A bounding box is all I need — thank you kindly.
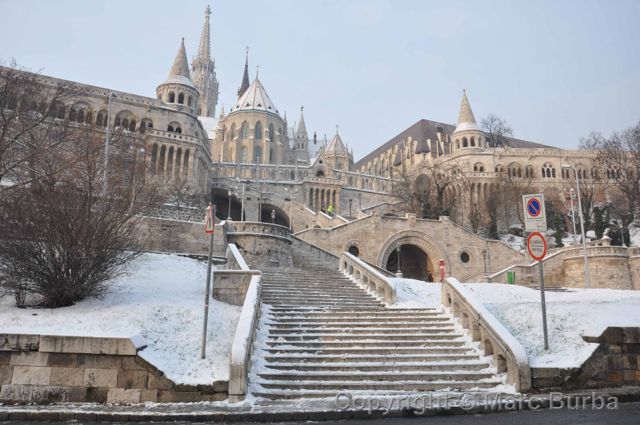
[102,91,115,196]
[395,242,402,277]
[569,188,578,245]
[563,164,591,289]
[349,199,353,219]
[481,248,488,276]
[271,209,276,224]
[227,189,232,220]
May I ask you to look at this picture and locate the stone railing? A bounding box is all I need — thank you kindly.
[225,221,292,242]
[212,244,263,305]
[441,278,531,392]
[228,273,262,403]
[340,252,396,304]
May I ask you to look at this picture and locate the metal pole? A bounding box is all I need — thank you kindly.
[538,260,549,350]
[102,92,113,196]
[227,190,232,220]
[569,188,578,245]
[574,169,591,289]
[201,204,216,359]
[241,183,245,221]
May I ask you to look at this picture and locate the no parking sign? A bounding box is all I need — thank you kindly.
[522,194,547,232]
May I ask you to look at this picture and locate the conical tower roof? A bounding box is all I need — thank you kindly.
[454,89,480,133]
[233,78,278,114]
[237,51,250,97]
[326,131,348,154]
[296,106,308,139]
[161,38,195,89]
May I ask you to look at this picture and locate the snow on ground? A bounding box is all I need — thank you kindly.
[461,283,640,368]
[630,224,640,246]
[0,253,241,385]
[389,278,441,308]
[499,234,524,251]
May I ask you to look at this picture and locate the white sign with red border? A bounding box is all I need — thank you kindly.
[522,193,547,232]
[527,231,547,261]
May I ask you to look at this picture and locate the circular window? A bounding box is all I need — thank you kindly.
[348,246,360,257]
[460,251,470,263]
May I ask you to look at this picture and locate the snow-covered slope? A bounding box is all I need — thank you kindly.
[461,283,640,368]
[0,253,241,385]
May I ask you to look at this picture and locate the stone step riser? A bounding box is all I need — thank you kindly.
[262,363,490,372]
[266,322,453,328]
[267,328,456,335]
[266,333,462,340]
[264,340,467,348]
[264,348,471,355]
[256,380,501,392]
[263,355,481,363]
[267,309,438,314]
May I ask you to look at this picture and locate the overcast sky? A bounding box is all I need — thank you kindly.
[1,0,639,159]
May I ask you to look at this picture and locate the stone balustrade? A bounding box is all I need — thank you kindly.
[212,244,263,305]
[441,278,531,392]
[340,252,396,305]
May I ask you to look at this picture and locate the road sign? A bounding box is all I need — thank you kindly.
[522,194,547,232]
[527,231,547,261]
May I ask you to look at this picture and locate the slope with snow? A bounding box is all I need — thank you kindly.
[0,253,241,385]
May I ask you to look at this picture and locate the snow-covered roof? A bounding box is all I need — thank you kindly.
[231,78,279,115]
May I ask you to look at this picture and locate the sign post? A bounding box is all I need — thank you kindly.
[201,203,216,359]
[523,193,549,350]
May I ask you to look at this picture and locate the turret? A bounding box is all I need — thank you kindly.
[452,89,485,150]
[156,38,200,116]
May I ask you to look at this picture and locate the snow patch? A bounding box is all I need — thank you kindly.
[0,253,241,385]
[390,278,441,309]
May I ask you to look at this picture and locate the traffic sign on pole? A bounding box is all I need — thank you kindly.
[522,194,547,232]
[527,231,547,261]
[205,204,215,235]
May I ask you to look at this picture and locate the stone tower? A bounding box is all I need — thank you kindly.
[191,6,219,117]
[452,89,485,151]
[156,38,200,117]
[294,106,310,164]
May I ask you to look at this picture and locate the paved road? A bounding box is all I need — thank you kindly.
[3,401,640,425]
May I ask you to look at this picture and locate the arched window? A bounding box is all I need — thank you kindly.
[254,121,263,139]
[473,163,485,172]
[177,93,184,104]
[128,119,136,132]
[230,123,236,140]
[187,95,192,107]
[140,118,153,133]
[168,92,175,103]
[470,137,475,147]
[84,111,92,125]
[96,110,108,127]
[175,127,182,134]
[268,124,275,142]
[269,148,274,164]
[240,147,248,163]
[462,137,468,148]
[525,165,534,178]
[167,125,174,132]
[240,121,249,140]
[68,108,77,122]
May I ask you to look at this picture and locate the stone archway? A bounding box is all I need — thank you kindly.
[377,231,448,281]
[385,244,433,281]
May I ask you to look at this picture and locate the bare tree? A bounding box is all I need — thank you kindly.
[580,123,640,234]
[480,114,513,147]
[392,161,468,220]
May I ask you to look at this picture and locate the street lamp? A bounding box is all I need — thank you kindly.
[227,189,232,220]
[102,91,116,196]
[395,242,402,277]
[481,248,488,276]
[562,164,591,289]
[569,188,578,245]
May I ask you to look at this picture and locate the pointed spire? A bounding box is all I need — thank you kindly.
[219,102,225,118]
[196,6,212,62]
[238,48,250,97]
[454,89,480,133]
[297,106,308,139]
[169,38,191,79]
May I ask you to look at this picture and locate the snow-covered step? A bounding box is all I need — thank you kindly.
[268,327,456,334]
[255,379,503,392]
[266,333,464,341]
[264,353,482,363]
[266,321,454,328]
[262,361,491,372]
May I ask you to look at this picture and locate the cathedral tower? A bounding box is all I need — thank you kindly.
[191,6,219,117]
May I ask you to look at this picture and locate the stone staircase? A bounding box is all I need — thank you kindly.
[249,266,504,400]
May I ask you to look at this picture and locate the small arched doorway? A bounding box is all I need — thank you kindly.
[385,244,434,281]
[260,203,290,228]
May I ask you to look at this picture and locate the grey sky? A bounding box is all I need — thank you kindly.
[1,0,639,159]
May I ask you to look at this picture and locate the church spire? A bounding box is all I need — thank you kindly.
[169,38,191,79]
[196,6,211,62]
[296,106,308,139]
[191,6,219,117]
[238,48,250,97]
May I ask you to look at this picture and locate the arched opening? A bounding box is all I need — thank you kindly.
[348,246,360,257]
[259,203,290,227]
[210,188,244,221]
[316,170,325,177]
[384,244,434,281]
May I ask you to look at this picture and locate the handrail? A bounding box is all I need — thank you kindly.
[340,252,396,304]
[442,278,531,392]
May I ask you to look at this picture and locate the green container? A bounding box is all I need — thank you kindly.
[507,271,516,285]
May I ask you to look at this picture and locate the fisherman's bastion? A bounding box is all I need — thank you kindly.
[3,4,640,414]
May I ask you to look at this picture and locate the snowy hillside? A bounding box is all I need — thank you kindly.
[462,283,640,368]
[0,253,241,385]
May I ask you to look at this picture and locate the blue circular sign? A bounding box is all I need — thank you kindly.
[527,198,542,218]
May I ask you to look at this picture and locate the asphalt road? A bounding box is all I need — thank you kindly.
[3,401,640,425]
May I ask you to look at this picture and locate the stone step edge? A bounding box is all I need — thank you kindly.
[3,388,639,422]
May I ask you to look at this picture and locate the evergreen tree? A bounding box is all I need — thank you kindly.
[593,206,606,239]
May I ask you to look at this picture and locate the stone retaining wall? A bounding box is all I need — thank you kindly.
[0,334,227,404]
